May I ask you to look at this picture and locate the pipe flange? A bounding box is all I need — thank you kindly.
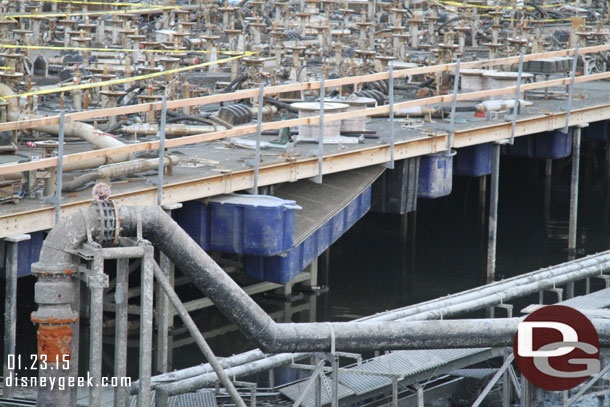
[93,200,119,246]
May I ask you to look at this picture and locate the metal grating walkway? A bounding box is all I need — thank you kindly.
[279,348,490,407]
[274,165,385,245]
[128,390,217,407]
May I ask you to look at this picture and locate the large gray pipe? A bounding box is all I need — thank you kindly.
[36,204,610,352]
[34,203,610,404]
[140,248,610,394]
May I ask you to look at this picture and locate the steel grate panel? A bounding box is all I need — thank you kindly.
[559,287,610,309]
[274,165,384,245]
[129,389,217,407]
[449,368,498,379]
[279,379,355,407]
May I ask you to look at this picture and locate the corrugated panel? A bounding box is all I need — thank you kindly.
[129,390,217,407]
[169,390,217,407]
[281,348,488,405]
[338,372,392,396]
[275,165,385,245]
[560,287,610,309]
[279,379,355,407]
[449,368,497,379]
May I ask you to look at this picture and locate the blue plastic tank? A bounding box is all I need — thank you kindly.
[175,195,300,256]
[244,186,372,283]
[455,143,493,177]
[535,128,572,159]
[417,152,453,198]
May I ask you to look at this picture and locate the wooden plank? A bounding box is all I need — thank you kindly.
[1,44,609,133]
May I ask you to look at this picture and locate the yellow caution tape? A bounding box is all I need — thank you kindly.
[2,6,176,20]
[30,0,179,8]
[0,51,255,102]
[503,17,574,21]
[0,66,14,70]
[437,1,564,10]
[0,44,242,55]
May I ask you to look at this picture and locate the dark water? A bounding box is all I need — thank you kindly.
[5,140,610,395]
[199,140,610,366]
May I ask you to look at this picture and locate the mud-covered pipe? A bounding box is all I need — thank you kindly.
[62,156,181,192]
[36,205,610,354]
[120,123,222,137]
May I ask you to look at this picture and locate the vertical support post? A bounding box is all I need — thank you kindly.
[520,376,533,407]
[314,354,322,407]
[330,354,339,407]
[3,235,30,399]
[486,143,501,284]
[385,63,395,169]
[114,258,130,407]
[55,110,65,224]
[138,244,155,407]
[502,348,512,407]
[563,45,579,134]
[447,59,461,155]
[567,124,584,298]
[157,96,167,206]
[415,383,424,407]
[253,82,265,193]
[568,125,583,260]
[89,255,107,407]
[156,204,181,374]
[543,158,552,234]
[509,52,524,145]
[391,376,398,407]
[314,76,325,184]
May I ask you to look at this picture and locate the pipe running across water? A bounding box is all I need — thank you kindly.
[31,203,610,404]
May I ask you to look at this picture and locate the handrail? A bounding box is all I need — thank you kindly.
[1,45,609,177]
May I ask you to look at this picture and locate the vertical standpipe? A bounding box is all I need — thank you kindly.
[30,264,79,406]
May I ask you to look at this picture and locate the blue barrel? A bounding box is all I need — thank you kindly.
[502,136,535,157]
[417,152,453,199]
[244,186,372,283]
[455,143,493,177]
[583,120,609,141]
[175,195,300,256]
[0,231,43,277]
[174,200,211,251]
[535,128,572,159]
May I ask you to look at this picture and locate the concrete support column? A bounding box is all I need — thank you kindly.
[486,143,501,284]
[3,234,30,399]
[567,124,586,298]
